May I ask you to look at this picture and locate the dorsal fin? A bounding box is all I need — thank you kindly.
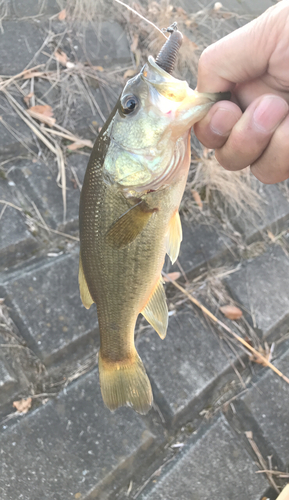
[141,277,168,339]
[166,210,182,264]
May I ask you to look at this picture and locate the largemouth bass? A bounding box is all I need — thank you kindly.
[79,26,230,414]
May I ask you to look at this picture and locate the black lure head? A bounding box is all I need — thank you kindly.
[155,22,183,75]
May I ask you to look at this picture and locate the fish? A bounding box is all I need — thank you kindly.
[79,25,230,414]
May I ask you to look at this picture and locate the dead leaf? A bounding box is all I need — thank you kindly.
[220,305,243,320]
[267,230,276,242]
[29,104,53,117]
[54,49,68,67]
[27,105,56,126]
[123,68,137,79]
[23,92,34,106]
[191,190,203,210]
[67,139,93,151]
[163,272,181,282]
[92,66,104,72]
[13,397,32,413]
[58,8,66,21]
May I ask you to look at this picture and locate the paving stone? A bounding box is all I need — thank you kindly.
[242,348,289,468]
[225,244,289,338]
[0,94,34,159]
[231,184,289,243]
[0,20,47,75]
[0,177,38,269]
[73,21,131,68]
[140,415,268,500]
[10,0,60,18]
[8,154,88,231]
[2,251,98,367]
[0,368,157,500]
[0,353,18,406]
[166,218,234,279]
[137,305,234,426]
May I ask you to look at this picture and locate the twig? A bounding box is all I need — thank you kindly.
[163,274,289,385]
[0,64,45,89]
[113,0,168,40]
[0,87,67,221]
[40,127,93,147]
[0,200,79,242]
[245,431,279,493]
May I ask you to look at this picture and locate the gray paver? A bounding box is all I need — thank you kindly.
[140,415,267,500]
[0,368,157,500]
[243,348,289,468]
[167,219,234,278]
[231,184,289,243]
[0,94,34,160]
[138,305,234,426]
[8,154,87,230]
[225,244,289,337]
[10,0,60,18]
[2,251,98,366]
[0,354,17,405]
[0,20,47,75]
[0,178,37,269]
[76,21,131,67]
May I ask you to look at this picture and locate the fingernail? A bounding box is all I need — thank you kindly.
[210,107,238,136]
[253,96,288,132]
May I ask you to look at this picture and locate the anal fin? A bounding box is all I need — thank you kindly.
[141,277,168,339]
[79,253,94,309]
[106,200,157,249]
[166,210,182,264]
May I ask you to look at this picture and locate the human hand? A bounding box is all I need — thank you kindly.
[194,1,289,184]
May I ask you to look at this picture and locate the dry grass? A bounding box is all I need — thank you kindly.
[0,0,260,224]
[184,149,262,219]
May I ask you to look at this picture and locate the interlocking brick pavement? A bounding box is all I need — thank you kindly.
[0,2,289,500]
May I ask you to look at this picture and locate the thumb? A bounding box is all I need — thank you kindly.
[196,1,289,93]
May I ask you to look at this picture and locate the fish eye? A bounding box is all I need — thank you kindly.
[120,95,139,115]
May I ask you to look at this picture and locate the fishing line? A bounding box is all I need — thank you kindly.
[112,0,168,39]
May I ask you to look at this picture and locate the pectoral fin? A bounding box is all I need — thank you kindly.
[106,200,157,249]
[79,253,94,309]
[141,277,168,339]
[166,210,182,264]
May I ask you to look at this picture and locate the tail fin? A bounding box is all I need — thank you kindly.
[98,350,153,415]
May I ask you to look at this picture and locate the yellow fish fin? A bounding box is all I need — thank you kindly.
[106,200,156,249]
[166,210,182,264]
[98,349,152,415]
[141,277,168,339]
[78,253,94,309]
